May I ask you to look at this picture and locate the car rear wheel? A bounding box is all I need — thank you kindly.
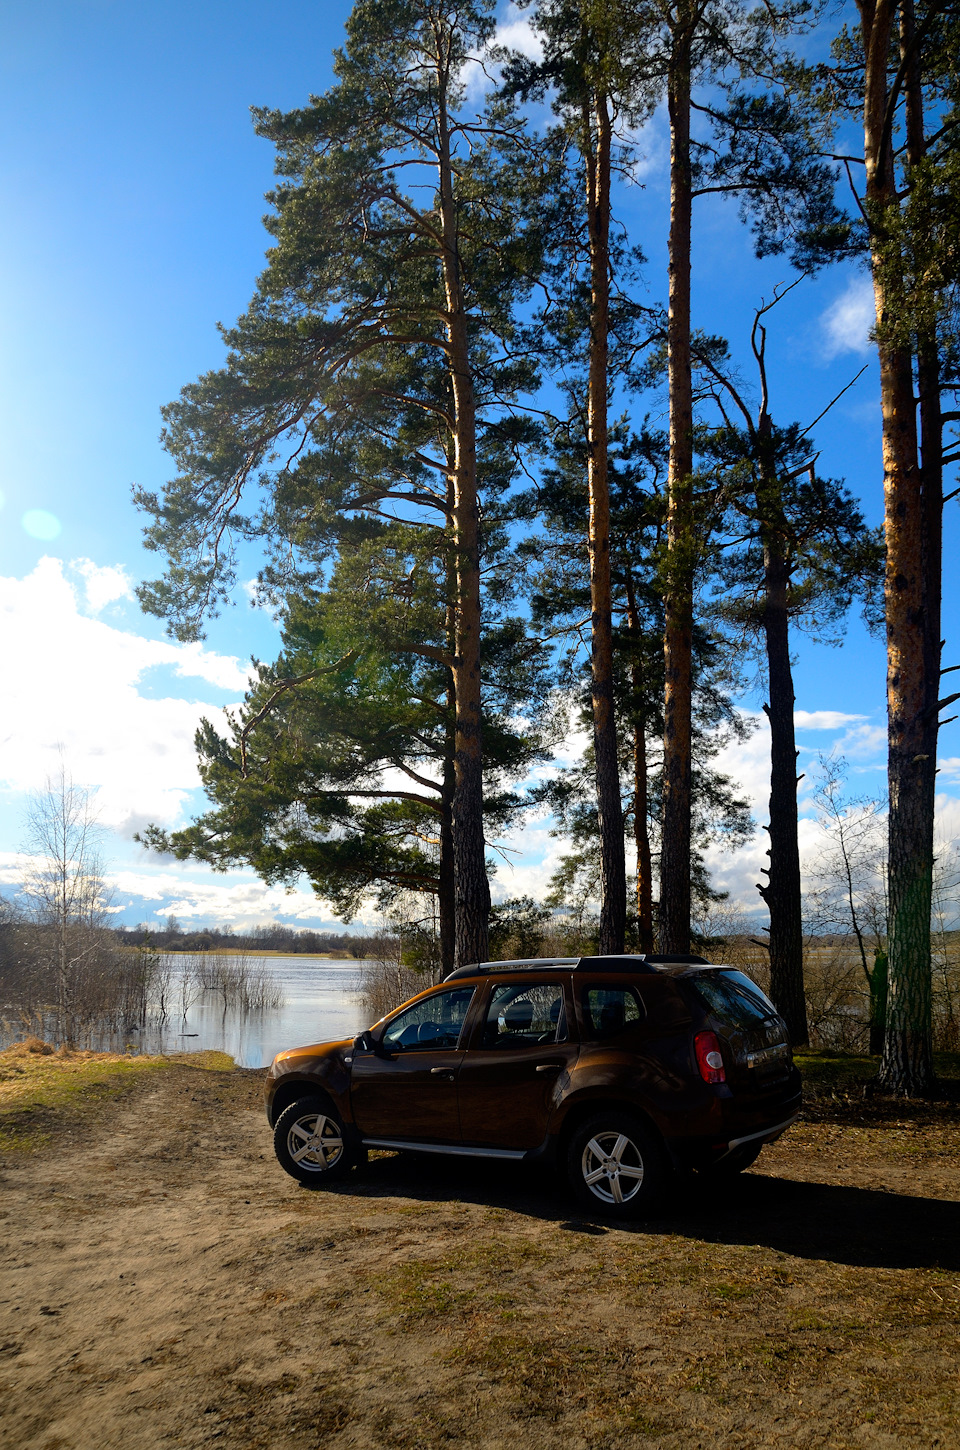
[566,1111,667,1218]
[273,1096,355,1185]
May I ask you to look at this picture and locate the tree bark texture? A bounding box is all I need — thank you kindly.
[440,648,457,978]
[860,0,935,1093]
[438,794,456,978]
[625,573,654,952]
[437,46,490,968]
[583,90,627,955]
[660,12,695,954]
[757,464,808,1044]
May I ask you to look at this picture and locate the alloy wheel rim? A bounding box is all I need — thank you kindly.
[581,1130,644,1204]
[287,1112,344,1172]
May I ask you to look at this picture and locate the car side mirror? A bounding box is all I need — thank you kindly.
[354,1030,385,1056]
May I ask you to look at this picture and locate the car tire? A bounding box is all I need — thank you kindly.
[696,1141,764,1177]
[273,1096,356,1186]
[566,1111,668,1219]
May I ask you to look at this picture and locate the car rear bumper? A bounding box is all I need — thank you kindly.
[714,1111,800,1160]
[662,1076,802,1169]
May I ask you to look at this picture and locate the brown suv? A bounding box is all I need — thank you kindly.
[264,955,801,1217]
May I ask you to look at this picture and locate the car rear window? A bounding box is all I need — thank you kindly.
[691,971,779,1030]
[581,985,645,1039]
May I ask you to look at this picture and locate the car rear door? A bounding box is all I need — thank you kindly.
[456,977,579,1150]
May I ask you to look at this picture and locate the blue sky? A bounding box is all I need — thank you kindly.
[2,0,958,930]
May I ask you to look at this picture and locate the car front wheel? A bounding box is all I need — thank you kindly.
[567,1111,668,1218]
[273,1096,355,1185]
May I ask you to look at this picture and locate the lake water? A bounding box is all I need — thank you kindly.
[138,955,374,1068]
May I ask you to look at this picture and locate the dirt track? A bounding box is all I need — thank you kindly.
[1,1060,959,1449]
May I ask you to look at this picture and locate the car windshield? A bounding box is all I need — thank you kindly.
[691,970,779,1030]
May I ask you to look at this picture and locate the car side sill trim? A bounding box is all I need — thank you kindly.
[719,1113,800,1159]
[362,1137,527,1161]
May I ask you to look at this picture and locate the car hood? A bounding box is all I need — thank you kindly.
[271,1038,353,1071]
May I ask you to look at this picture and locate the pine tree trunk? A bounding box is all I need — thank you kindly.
[439,592,457,979]
[660,11,694,954]
[859,0,935,1094]
[625,573,653,952]
[906,0,942,1086]
[437,55,489,968]
[583,90,626,955]
[759,523,808,1045]
[439,790,456,979]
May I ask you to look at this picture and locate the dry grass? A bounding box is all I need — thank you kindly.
[0,1037,233,1152]
[1,1053,959,1447]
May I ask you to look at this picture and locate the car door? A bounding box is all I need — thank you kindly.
[349,985,477,1143]
[456,978,579,1150]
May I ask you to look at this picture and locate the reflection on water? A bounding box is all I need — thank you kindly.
[141,955,373,1068]
[0,956,376,1070]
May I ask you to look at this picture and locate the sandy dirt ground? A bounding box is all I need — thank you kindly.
[1,1060,959,1450]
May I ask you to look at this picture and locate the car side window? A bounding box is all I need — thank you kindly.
[480,982,568,1050]
[381,987,476,1052]
[581,985,644,1040]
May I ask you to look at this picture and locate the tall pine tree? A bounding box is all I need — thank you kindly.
[136,0,544,966]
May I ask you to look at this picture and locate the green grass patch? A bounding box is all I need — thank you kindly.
[795,1050,960,1092]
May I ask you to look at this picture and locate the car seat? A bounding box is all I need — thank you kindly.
[598,1000,626,1036]
[495,999,535,1045]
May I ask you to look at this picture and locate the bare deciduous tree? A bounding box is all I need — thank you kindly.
[807,755,888,1051]
[21,758,110,1045]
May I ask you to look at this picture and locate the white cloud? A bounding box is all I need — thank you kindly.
[490,815,568,902]
[463,2,544,99]
[70,557,134,613]
[794,709,867,730]
[107,866,338,927]
[835,723,887,761]
[697,707,891,914]
[0,850,33,887]
[0,557,252,833]
[495,2,543,60]
[822,275,874,359]
[0,848,345,930]
[623,103,670,181]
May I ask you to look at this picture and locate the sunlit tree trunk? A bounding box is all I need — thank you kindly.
[625,573,654,952]
[859,0,935,1093]
[437,37,489,967]
[583,88,627,955]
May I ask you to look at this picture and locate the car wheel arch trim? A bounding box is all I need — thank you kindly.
[556,1094,665,1152]
[269,1078,339,1127]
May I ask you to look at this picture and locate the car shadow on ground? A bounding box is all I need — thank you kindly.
[309,1152,960,1272]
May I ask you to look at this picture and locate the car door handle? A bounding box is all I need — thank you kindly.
[536,1063,562,1074]
[430,1067,456,1080]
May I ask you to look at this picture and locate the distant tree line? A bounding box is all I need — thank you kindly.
[134,0,960,1096]
[112,920,386,958]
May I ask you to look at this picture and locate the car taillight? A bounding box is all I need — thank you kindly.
[695,1031,726,1084]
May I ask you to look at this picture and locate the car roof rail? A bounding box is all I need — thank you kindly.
[444,957,578,981]
[443,953,711,982]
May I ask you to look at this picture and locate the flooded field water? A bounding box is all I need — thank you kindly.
[3,956,375,1070]
[144,954,373,1067]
